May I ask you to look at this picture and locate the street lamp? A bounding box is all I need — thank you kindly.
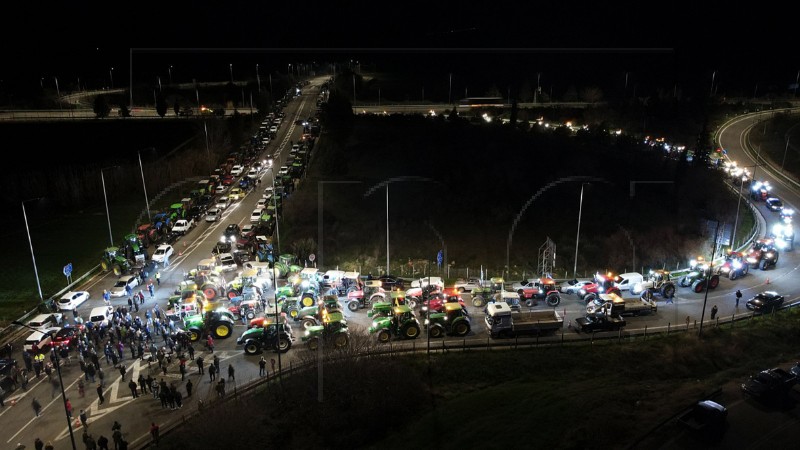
[781,136,792,173]
[22,198,44,302]
[11,321,77,450]
[100,166,118,247]
[137,148,153,221]
[574,183,589,277]
[168,65,173,85]
[229,64,234,83]
[256,64,261,93]
[109,67,114,89]
[265,167,281,254]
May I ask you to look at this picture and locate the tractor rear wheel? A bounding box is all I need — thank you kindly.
[306,337,320,351]
[347,301,359,312]
[302,318,316,329]
[201,284,218,300]
[244,341,261,355]
[546,294,561,307]
[188,329,201,342]
[709,275,720,289]
[301,294,315,307]
[472,296,485,308]
[453,321,470,337]
[113,265,123,276]
[333,333,349,348]
[692,280,706,293]
[227,291,239,300]
[429,325,444,338]
[377,329,391,343]
[101,260,110,272]
[402,323,420,339]
[213,323,232,339]
[245,310,256,320]
[274,337,292,353]
[407,298,418,309]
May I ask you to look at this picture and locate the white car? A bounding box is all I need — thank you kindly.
[230,165,244,177]
[410,277,444,289]
[214,185,227,195]
[151,244,174,264]
[205,208,221,222]
[24,327,60,352]
[110,275,140,298]
[559,279,594,295]
[257,197,269,208]
[278,166,289,177]
[269,125,278,133]
[511,279,537,292]
[57,291,90,311]
[250,207,265,224]
[217,253,238,272]
[172,219,194,235]
[247,169,259,180]
[453,278,486,293]
[215,197,231,210]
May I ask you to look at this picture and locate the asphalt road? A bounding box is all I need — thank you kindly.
[2,94,799,448]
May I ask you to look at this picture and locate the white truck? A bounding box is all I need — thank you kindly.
[171,218,194,235]
[485,302,564,338]
[586,293,658,316]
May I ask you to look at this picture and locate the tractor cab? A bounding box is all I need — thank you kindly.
[488,277,505,292]
[121,233,147,264]
[196,258,219,276]
[322,270,346,290]
[718,251,748,279]
[390,290,408,307]
[746,238,779,269]
[367,301,393,318]
[647,270,672,284]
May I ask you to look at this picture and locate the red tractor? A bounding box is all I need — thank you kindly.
[420,289,468,314]
[516,277,562,307]
[578,272,622,304]
[716,251,749,280]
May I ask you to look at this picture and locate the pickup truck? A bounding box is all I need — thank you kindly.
[741,367,797,400]
[586,293,657,316]
[171,218,194,235]
[485,302,563,338]
[677,400,727,432]
[573,313,626,333]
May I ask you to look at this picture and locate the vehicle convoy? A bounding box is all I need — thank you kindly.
[741,367,797,401]
[236,320,293,354]
[585,293,657,316]
[677,400,728,433]
[630,270,676,299]
[578,273,622,303]
[515,277,562,307]
[369,304,422,343]
[746,238,779,270]
[485,302,563,338]
[425,302,472,338]
[679,257,720,292]
[717,251,749,280]
[301,309,350,350]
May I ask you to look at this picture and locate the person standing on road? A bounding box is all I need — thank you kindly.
[185,379,193,397]
[97,384,105,405]
[259,357,266,377]
[735,289,742,307]
[196,356,204,374]
[148,282,154,298]
[227,363,234,382]
[149,422,160,446]
[208,363,216,382]
[155,272,161,286]
[711,305,718,320]
[32,398,42,418]
[79,409,88,428]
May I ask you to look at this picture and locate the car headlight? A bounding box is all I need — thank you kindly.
[732,261,742,269]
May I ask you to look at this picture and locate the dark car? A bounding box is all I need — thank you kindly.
[766,197,784,212]
[188,206,205,221]
[741,368,797,400]
[377,275,405,291]
[224,224,241,241]
[745,291,784,313]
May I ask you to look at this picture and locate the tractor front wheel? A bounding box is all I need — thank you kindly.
[244,341,261,355]
[302,318,317,329]
[188,329,201,342]
[453,321,470,337]
[402,323,420,339]
[306,337,320,351]
[289,309,299,319]
[301,294,315,308]
[347,301,359,312]
[101,260,110,272]
[113,265,123,276]
[472,296,485,308]
[333,333,349,348]
[662,284,676,298]
[376,329,391,343]
[429,325,444,338]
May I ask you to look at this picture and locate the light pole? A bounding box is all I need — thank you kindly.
[203,122,212,173]
[256,64,261,93]
[100,166,117,247]
[781,136,792,172]
[266,167,281,254]
[22,198,44,302]
[12,321,77,450]
[448,73,452,104]
[229,64,233,83]
[137,148,152,221]
[573,183,589,277]
[109,67,114,89]
[731,163,763,249]
[168,65,173,85]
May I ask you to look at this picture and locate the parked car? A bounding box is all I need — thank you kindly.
[151,244,174,264]
[741,367,797,401]
[559,279,594,295]
[172,219,194,235]
[453,277,486,293]
[110,275,139,298]
[218,253,238,272]
[377,275,405,290]
[53,326,82,348]
[215,197,231,210]
[746,291,784,313]
[205,208,221,222]
[23,327,59,352]
[57,291,90,311]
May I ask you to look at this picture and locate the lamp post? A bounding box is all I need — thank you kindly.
[573,183,589,278]
[229,64,233,83]
[781,136,792,173]
[731,163,763,249]
[265,167,281,254]
[11,321,77,450]
[168,65,173,85]
[137,148,152,221]
[100,166,118,247]
[109,67,114,89]
[256,64,261,93]
[22,198,44,302]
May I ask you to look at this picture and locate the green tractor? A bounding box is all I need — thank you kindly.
[168,203,186,221]
[470,277,506,307]
[183,310,236,342]
[236,320,293,354]
[300,309,350,350]
[369,305,422,343]
[425,302,472,338]
[120,233,148,265]
[298,296,342,329]
[276,297,303,319]
[367,301,393,319]
[678,258,721,293]
[100,247,132,276]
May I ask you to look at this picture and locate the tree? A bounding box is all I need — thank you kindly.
[581,86,604,103]
[173,100,180,116]
[156,94,167,118]
[563,85,578,102]
[93,95,111,118]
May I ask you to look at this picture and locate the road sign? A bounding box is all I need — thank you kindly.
[309,253,316,262]
[437,250,443,267]
[63,263,73,277]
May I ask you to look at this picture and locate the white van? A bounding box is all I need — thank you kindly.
[89,306,113,327]
[616,273,644,291]
[411,277,445,289]
[24,328,57,352]
[27,313,63,329]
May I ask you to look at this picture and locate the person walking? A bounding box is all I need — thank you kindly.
[32,398,42,418]
[227,363,235,382]
[179,361,186,381]
[155,272,161,285]
[208,363,216,382]
[196,356,204,374]
[79,409,89,428]
[118,365,126,381]
[97,384,105,405]
[213,355,220,375]
[187,343,195,361]
[78,379,85,397]
[128,380,138,399]
[185,379,193,397]
[270,358,276,374]
[259,357,266,377]
[736,289,742,307]
[34,438,44,450]
[97,435,109,450]
[711,305,718,320]
[148,282,154,298]
[149,422,160,446]
[65,398,73,419]
[206,335,214,353]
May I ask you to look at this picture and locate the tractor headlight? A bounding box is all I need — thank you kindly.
[372,321,378,328]
[732,261,743,269]
[766,253,774,258]
[746,257,757,264]
[421,306,428,312]
[443,315,448,321]
[721,266,730,272]
[424,319,429,325]
[776,240,788,249]
[579,289,586,296]
[598,287,605,293]
[304,330,310,337]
